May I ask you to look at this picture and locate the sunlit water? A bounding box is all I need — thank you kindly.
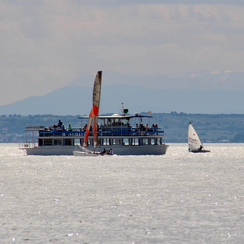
[1,143,244,243]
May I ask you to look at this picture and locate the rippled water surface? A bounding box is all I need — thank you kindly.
[1,143,244,243]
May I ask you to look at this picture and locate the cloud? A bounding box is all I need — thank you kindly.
[0,1,244,106]
[41,0,244,6]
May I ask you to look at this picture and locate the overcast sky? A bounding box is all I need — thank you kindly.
[1,0,244,106]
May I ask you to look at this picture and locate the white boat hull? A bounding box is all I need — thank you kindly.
[25,146,75,156]
[24,144,169,156]
[110,144,169,155]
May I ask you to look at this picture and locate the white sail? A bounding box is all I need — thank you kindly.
[188,122,203,151]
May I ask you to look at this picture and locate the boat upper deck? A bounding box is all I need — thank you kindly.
[25,113,164,138]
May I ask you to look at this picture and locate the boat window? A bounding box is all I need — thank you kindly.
[152,138,161,145]
[122,139,129,146]
[102,138,109,146]
[151,138,157,145]
[90,139,94,146]
[54,139,62,145]
[143,139,149,145]
[157,138,161,145]
[39,139,43,146]
[64,139,72,146]
[112,139,120,145]
[132,138,139,146]
[44,139,52,146]
[80,138,84,146]
[74,139,80,145]
[79,138,92,146]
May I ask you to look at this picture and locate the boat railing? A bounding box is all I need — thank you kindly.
[39,130,86,137]
[39,128,164,137]
[99,130,164,136]
[19,142,37,149]
[26,126,45,131]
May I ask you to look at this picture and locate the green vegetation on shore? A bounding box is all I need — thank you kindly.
[146,112,244,143]
[1,112,244,143]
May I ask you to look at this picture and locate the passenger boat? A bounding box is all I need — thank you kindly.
[20,114,169,156]
[19,71,169,156]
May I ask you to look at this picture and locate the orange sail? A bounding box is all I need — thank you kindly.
[92,71,102,147]
[83,71,102,148]
[83,109,93,146]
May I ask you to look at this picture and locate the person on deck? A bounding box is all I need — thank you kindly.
[101,148,106,155]
[68,124,72,131]
[146,124,149,131]
[58,120,62,128]
[135,124,139,131]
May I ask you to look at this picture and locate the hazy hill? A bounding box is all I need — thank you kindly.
[1,71,244,115]
[0,86,244,115]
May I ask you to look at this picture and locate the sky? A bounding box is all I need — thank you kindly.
[1,0,244,106]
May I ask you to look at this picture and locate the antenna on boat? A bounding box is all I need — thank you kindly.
[121,103,129,116]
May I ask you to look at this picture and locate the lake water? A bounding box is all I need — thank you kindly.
[1,143,244,243]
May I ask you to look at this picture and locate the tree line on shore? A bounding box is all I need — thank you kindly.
[1,112,244,143]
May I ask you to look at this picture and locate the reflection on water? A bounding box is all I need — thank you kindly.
[0,143,244,243]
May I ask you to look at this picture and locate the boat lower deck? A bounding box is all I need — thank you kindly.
[24,144,169,156]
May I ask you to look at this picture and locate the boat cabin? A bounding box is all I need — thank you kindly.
[21,114,164,149]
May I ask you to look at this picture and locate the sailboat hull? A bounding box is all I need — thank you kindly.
[73,151,101,156]
[190,149,210,153]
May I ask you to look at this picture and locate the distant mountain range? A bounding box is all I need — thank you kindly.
[1,71,244,115]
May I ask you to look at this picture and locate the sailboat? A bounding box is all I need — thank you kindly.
[73,71,103,156]
[188,122,210,153]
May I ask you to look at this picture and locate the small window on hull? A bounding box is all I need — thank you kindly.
[142,139,149,145]
[112,139,120,145]
[39,139,43,146]
[44,139,52,146]
[64,139,72,146]
[122,139,129,146]
[74,139,80,145]
[101,138,110,146]
[132,138,139,146]
[54,139,62,145]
